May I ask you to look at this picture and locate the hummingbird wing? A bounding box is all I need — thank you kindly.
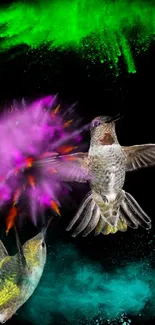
[0,241,28,300]
[0,227,27,279]
[123,144,155,171]
[0,255,24,291]
[0,240,8,261]
[36,152,90,182]
[0,226,27,282]
[0,254,25,311]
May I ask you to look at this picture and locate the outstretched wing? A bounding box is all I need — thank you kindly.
[36,152,90,183]
[123,144,155,171]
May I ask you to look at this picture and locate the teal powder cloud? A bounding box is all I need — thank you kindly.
[19,241,155,325]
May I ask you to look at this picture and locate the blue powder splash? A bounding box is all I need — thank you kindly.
[19,241,155,325]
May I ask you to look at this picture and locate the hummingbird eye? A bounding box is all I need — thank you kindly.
[41,241,45,248]
[92,119,101,128]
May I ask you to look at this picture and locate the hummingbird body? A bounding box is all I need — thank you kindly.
[65,115,154,237]
[87,118,127,233]
[89,143,126,199]
[88,143,126,234]
[0,231,47,323]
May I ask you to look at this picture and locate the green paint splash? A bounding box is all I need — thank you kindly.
[0,0,154,73]
[20,241,155,325]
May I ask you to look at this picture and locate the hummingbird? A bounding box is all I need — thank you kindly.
[46,114,155,237]
[0,218,52,323]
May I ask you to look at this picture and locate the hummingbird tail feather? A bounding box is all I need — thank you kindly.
[82,205,101,237]
[66,190,151,237]
[66,191,93,233]
[71,199,96,237]
[66,191,103,237]
[120,190,152,230]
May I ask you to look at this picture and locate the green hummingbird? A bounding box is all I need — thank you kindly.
[0,218,52,323]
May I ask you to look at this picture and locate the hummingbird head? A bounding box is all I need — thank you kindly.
[90,114,122,145]
[22,216,53,270]
[91,114,122,129]
[23,231,47,270]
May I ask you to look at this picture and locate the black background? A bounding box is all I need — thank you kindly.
[0,1,155,324]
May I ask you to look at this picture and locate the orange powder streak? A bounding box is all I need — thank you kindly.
[13,188,21,205]
[26,157,34,168]
[28,175,35,188]
[63,119,73,128]
[58,145,77,154]
[51,200,61,216]
[51,104,60,117]
[6,206,18,235]
[49,169,57,173]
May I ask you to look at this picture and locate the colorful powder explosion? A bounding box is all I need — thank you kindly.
[0,0,154,73]
[20,240,155,325]
[0,95,87,233]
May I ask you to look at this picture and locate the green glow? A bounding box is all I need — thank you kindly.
[20,241,154,325]
[0,0,154,73]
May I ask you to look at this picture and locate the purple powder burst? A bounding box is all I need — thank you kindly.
[0,95,87,233]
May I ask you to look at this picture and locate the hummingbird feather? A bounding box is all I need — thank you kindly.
[37,152,90,183]
[71,199,95,237]
[123,144,155,171]
[121,190,151,229]
[82,205,100,237]
[66,191,92,231]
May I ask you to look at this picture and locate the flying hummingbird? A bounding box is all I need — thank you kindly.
[0,218,52,323]
[45,115,154,237]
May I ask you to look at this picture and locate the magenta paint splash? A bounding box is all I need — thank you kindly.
[0,95,86,232]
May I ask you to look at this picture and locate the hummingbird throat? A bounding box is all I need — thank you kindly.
[99,133,115,145]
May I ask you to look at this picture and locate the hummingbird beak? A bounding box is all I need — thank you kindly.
[107,113,123,123]
[42,215,55,237]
